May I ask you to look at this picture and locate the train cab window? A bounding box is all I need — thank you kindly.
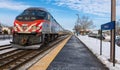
[21,10,30,15]
[17,16,23,20]
[17,10,47,21]
[22,10,47,17]
[37,11,47,17]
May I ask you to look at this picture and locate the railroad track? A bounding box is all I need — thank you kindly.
[0,45,12,51]
[0,35,69,70]
[0,44,11,47]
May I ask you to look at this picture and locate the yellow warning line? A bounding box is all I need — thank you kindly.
[28,36,71,70]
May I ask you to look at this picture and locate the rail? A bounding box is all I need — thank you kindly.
[0,35,70,70]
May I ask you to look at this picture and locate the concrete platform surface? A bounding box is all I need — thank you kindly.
[47,35,109,70]
[28,36,71,70]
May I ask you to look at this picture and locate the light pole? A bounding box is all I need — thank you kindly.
[76,14,80,24]
[110,0,116,66]
[75,14,80,35]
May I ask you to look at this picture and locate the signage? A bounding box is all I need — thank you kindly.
[101,21,115,30]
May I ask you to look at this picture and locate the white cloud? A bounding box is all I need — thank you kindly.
[0,0,30,11]
[116,5,120,19]
[53,0,120,17]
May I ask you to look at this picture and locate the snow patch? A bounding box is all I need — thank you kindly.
[77,35,120,70]
[0,39,12,46]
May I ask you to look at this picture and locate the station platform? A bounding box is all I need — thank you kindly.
[29,35,109,70]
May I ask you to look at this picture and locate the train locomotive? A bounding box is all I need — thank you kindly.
[11,7,63,49]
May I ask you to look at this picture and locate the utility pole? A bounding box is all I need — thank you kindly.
[75,14,80,35]
[76,14,80,24]
[110,0,116,66]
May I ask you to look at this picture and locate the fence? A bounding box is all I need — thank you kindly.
[0,34,12,40]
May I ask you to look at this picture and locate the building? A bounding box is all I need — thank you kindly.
[79,29,90,35]
[2,27,11,34]
[0,22,12,34]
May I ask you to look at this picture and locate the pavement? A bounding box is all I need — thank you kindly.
[47,35,109,70]
[28,36,71,70]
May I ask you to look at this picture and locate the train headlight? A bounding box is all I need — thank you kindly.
[37,27,40,30]
[32,25,37,31]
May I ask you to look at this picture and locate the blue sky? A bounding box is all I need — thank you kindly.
[0,0,120,31]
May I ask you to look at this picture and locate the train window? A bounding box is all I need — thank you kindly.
[17,10,47,21]
[37,11,47,17]
[21,10,30,15]
[17,16,23,20]
[21,10,47,17]
[31,17,36,20]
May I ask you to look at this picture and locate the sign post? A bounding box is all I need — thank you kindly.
[101,21,115,66]
[101,21,115,56]
[100,30,102,55]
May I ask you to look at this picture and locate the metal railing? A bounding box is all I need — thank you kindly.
[0,34,12,40]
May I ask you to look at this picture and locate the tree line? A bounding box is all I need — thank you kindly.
[74,15,95,35]
[73,15,120,35]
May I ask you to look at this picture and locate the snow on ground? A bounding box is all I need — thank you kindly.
[0,39,17,55]
[0,39,12,46]
[77,35,120,70]
[0,36,120,69]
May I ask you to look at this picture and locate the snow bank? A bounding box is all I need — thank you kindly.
[0,39,12,46]
[78,35,120,70]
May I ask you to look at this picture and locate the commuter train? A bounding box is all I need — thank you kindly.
[11,7,64,49]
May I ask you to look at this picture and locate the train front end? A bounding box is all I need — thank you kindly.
[12,8,47,48]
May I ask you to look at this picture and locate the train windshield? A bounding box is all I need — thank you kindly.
[22,10,47,17]
[16,10,47,21]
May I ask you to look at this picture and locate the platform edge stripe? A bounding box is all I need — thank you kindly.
[28,35,71,70]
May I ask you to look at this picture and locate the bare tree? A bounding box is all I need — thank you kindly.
[74,14,81,35]
[79,16,95,30]
[116,19,120,35]
[74,15,95,35]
